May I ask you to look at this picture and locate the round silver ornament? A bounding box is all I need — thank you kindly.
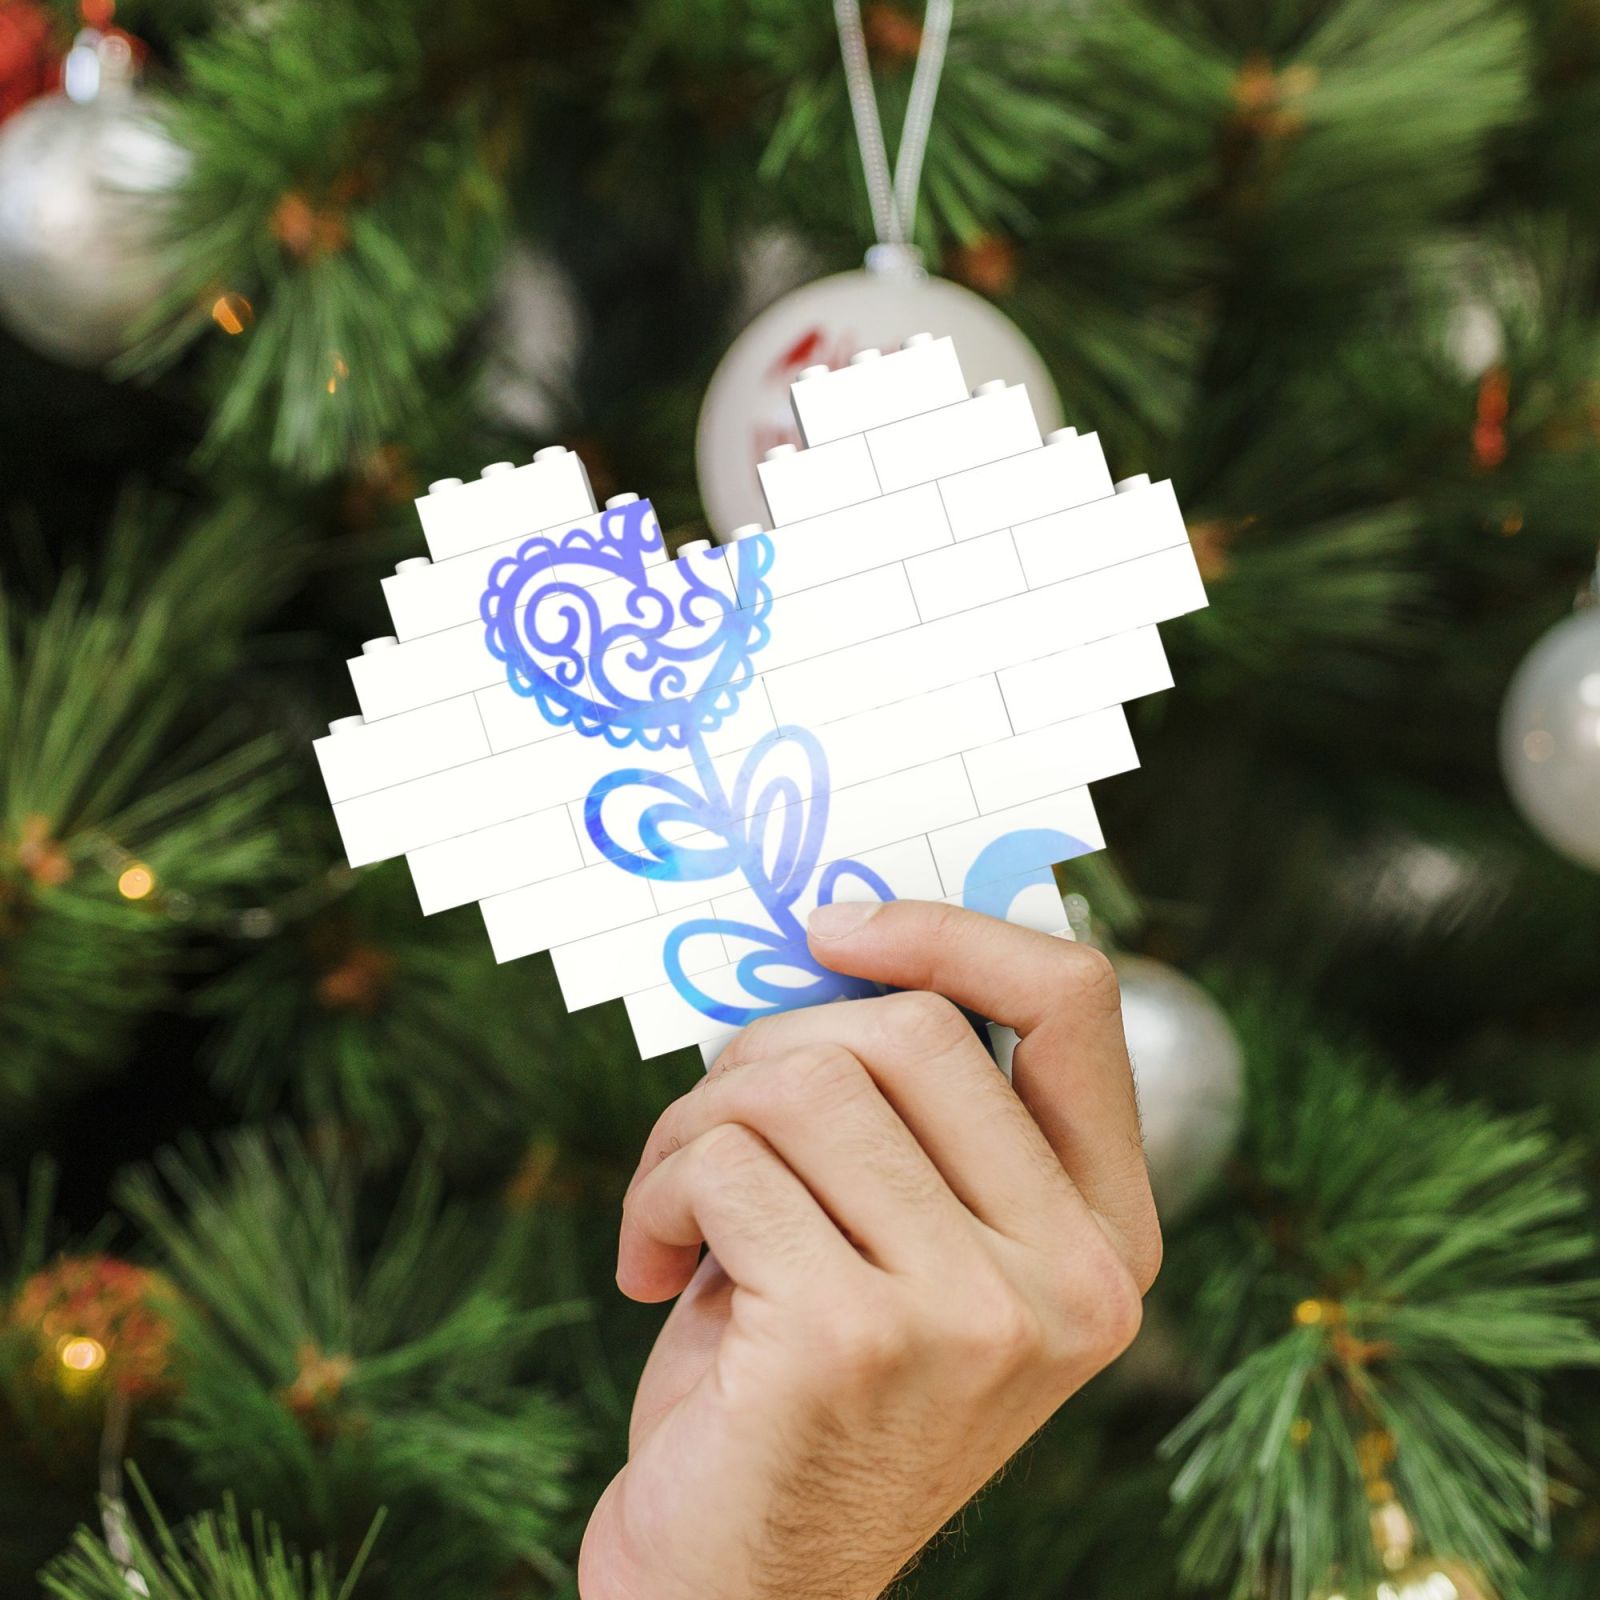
[1499,605,1600,872]
[1115,955,1244,1224]
[696,263,1064,539]
[0,37,186,367]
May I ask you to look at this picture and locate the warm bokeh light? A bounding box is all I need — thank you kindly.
[116,862,155,899]
[326,354,349,394]
[58,1335,107,1373]
[211,292,253,335]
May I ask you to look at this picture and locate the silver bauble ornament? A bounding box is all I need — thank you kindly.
[1498,605,1600,872]
[1114,956,1244,1223]
[0,44,186,367]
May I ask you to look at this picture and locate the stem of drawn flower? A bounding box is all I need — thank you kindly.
[681,725,808,956]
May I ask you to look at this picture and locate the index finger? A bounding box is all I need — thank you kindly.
[805,899,1158,1288]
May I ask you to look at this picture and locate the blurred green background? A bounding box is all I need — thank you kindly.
[2,1,1600,1597]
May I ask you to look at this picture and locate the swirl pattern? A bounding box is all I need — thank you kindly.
[481,499,774,750]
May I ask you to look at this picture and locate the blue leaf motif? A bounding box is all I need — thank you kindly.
[729,728,832,908]
[816,858,896,907]
[583,768,739,882]
[665,919,876,1029]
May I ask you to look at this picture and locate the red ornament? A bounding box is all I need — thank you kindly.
[1473,365,1510,470]
[10,1254,176,1398]
[945,234,1020,298]
[0,1,57,125]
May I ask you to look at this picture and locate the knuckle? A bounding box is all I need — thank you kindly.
[767,1043,871,1116]
[692,1121,769,1186]
[1062,943,1122,1017]
[944,1279,1046,1378]
[917,897,969,953]
[1065,1236,1144,1363]
[987,1295,1048,1374]
[1131,1207,1164,1296]
[815,1292,912,1380]
[881,988,970,1055]
[708,1017,771,1077]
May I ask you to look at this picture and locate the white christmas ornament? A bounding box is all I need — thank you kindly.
[0,32,186,367]
[697,266,1063,538]
[1115,956,1243,1223]
[1499,604,1600,872]
[697,0,1061,538]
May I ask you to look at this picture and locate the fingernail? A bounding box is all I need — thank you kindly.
[806,901,882,939]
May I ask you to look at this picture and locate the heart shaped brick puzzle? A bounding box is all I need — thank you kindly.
[316,334,1208,1060]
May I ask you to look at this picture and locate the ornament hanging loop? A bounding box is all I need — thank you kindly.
[834,0,953,265]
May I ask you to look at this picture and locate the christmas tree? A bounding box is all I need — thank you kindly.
[3,0,1600,1596]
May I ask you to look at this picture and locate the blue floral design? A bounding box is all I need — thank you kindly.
[482,498,769,750]
[481,500,890,1029]
[959,829,1095,919]
[482,501,1096,1035]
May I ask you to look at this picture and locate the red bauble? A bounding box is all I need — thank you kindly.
[0,2,56,126]
[10,1254,176,1398]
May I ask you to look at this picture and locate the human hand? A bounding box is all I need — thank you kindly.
[578,899,1161,1600]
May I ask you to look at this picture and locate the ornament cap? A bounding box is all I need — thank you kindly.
[64,27,135,105]
[864,242,927,280]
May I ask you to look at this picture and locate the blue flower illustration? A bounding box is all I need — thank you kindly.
[482,502,893,1030]
[481,497,771,751]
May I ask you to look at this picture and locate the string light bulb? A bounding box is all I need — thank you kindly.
[58,1334,107,1373]
[116,862,155,900]
[210,292,252,335]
